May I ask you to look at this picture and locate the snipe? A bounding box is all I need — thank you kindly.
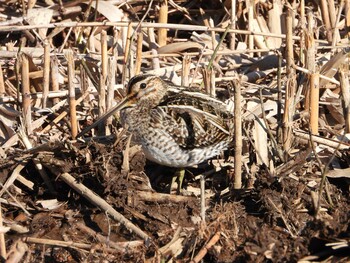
[78,74,233,168]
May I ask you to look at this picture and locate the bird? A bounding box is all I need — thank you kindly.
[78,74,234,168]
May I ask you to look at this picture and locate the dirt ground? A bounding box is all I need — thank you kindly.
[1,135,349,262]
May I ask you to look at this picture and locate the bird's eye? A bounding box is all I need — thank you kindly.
[140,83,147,89]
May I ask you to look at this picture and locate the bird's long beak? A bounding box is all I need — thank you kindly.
[77,94,134,138]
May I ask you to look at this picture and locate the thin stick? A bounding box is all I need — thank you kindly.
[58,172,151,242]
[282,10,295,155]
[340,67,350,133]
[229,0,236,50]
[200,174,206,223]
[148,27,160,69]
[65,50,78,139]
[20,53,32,135]
[135,30,143,75]
[0,204,6,259]
[190,232,221,263]
[233,79,242,189]
[50,56,59,105]
[158,0,168,47]
[309,73,320,135]
[320,0,332,42]
[98,30,108,136]
[42,40,50,108]
[0,63,5,97]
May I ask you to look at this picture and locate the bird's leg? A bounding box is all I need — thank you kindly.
[170,168,185,194]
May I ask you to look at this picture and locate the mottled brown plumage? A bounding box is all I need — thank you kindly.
[78,74,233,167]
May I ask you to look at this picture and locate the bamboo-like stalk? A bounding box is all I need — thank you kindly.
[304,12,316,111]
[65,50,78,139]
[309,73,320,135]
[233,79,242,189]
[0,63,4,97]
[229,0,236,50]
[282,9,295,155]
[0,204,6,259]
[20,53,32,135]
[50,56,59,105]
[135,30,143,75]
[42,40,50,108]
[158,0,168,47]
[181,55,190,86]
[148,27,160,69]
[246,0,254,56]
[98,30,108,136]
[340,67,350,133]
[106,57,116,128]
[319,0,332,42]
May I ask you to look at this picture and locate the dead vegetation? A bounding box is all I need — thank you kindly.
[0,0,349,262]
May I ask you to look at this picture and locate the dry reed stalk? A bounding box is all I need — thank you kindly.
[98,30,108,136]
[20,53,32,135]
[246,0,254,56]
[135,31,143,75]
[0,63,4,97]
[65,50,78,139]
[328,0,338,40]
[320,0,332,42]
[304,12,316,111]
[181,55,190,86]
[158,0,168,47]
[332,1,345,47]
[0,204,6,259]
[283,10,296,155]
[42,41,50,108]
[340,67,350,133]
[50,56,59,105]
[123,23,133,65]
[106,57,116,127]
[148,27,160,69]
[309,73,320,135]
[229,0,236,50]
[233,79,242,189]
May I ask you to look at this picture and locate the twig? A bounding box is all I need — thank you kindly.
[65,49,78,139]
[58,172,151,242]
[190,232,221,263]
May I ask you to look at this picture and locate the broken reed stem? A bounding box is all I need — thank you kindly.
[304,11,316,111]
[106,57,116,128]
[229,0,236,50]
[65,50,78,139]
[246,0,254,56]
[148,27,160,69]
[42,40,50,108]
[123,23,133,81]
[0,63,4,97]
[233,79,242,189]
[332,1,344,47]
[0,204,6,259]
[50,56,59,105]
[309,73,320,135]
[190,232,221,263]
[181,55,190,86]
[319,0,332,42]
[20,53,32,135]
[158,0,168,47]
[340,67,350,133]
[98,30,108,136]
[282,9,295,155]
[135,31,143,75]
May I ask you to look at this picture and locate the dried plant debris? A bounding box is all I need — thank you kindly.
[0,0,349,262]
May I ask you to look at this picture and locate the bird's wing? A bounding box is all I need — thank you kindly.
[150,89,233,150]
